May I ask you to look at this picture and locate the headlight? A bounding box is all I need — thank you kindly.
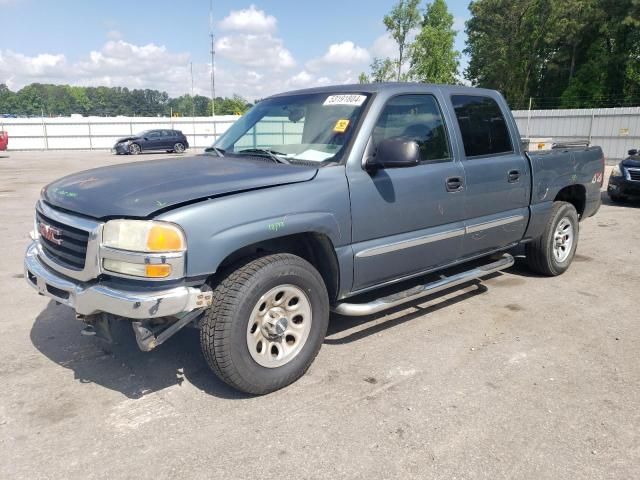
[610,164,623,178]
[102,220,186,252]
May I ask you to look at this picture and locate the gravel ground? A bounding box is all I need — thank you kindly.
[0,150,638,480]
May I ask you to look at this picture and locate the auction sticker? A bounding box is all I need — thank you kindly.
[323,94,367,106]
[333,119,350,133]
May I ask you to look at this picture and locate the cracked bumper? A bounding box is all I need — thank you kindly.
[24,242,211,319]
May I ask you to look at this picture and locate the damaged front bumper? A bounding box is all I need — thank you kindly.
[24,241,212,319]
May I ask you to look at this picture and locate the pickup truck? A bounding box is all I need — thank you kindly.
[24,83,604,394]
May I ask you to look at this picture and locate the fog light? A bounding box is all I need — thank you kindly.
[103,259,172,278]
[145,264,172,278]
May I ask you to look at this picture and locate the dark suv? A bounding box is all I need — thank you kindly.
[607,148,640,202]
[112,129,189,155]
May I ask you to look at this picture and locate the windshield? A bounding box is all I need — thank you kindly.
[212,92,370,164]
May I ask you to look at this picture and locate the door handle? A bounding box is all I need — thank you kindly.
[446,176,464,192]
[508,170,521,182]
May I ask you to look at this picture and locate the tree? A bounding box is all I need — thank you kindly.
[410,0,460,84]
[369,58,397,82]
[383,0,422,81]
[464,0,640,109]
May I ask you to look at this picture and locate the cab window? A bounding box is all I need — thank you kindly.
[451,95,512,157]
[372,94,451,163]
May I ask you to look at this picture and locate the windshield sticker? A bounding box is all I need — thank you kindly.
[333,119,350,133]
[323,94,366,107]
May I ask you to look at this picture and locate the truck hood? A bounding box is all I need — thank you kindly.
[42,155,318,219]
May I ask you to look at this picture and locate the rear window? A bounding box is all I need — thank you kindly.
[451,95,512,157]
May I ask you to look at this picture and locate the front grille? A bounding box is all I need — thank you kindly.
[36,210,89,270]
[628,169,640,181]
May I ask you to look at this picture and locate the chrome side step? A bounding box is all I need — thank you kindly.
[332,253,514,317]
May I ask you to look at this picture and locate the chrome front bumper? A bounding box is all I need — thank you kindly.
[24,242,211,319]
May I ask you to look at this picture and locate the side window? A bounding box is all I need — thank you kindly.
[451,95,512,157]
[373,94,451,163]
[148,131,161,138]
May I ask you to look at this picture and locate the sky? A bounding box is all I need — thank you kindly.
[0,0,472,101]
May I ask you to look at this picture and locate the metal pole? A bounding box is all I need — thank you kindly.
[210,0,216,117]
[526,97,532,138]
[588,109,595,146]
[88,118,93,150]
[41,108,49,150]
[190,62,196,147]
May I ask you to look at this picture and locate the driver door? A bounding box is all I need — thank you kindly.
[347,94,466,291]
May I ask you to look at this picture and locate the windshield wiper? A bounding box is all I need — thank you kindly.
[204,146,225,157]
[237,148,290,164]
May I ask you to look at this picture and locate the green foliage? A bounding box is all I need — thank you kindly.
[465,0,640,109]
[410,0,460,84]
[0,83,251,117]
[383,0,422,80]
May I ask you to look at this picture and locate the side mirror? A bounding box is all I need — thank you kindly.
[367,137,420,170]
[629,149,638,157]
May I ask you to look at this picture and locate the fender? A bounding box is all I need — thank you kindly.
[157,167,352,278]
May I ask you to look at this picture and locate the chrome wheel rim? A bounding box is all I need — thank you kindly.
[553,217,573,262]
[246,284,312,368]
[174,143,184,153]
[129,144,140,154]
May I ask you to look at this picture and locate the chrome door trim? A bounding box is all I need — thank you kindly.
[355,228,465,258]
[354,214,525,260]
[465,214,525,234]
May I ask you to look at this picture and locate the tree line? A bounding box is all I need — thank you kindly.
[361,0,639,109]
[0,83,252,117]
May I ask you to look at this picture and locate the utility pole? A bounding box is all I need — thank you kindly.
[209,0,216,117]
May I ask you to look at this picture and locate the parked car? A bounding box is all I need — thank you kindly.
[607,148,640,201]
[112,129,189,155]
[25,83,604,394]
[0,130,7,151]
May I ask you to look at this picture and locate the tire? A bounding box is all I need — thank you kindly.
[525,201,579,276]
[128,143,141,155]
[200,253,329,395]
[608,193,626,203]
[173,142,185,153]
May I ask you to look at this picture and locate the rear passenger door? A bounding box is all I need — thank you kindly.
[449,94,530,258]
[347,93,466,291]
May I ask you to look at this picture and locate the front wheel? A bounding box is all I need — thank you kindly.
[128,143,141,155]
[608,193,626,203]
[200,254,329,395]
[525,201,579,276]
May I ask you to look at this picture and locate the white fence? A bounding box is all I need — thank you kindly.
[0,116,240,151]
[512,107,640,160]
[1,107,639,160]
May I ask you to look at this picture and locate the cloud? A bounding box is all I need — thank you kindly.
[307,41,370,71]
[219,5,277,34]
[216,33,294,69]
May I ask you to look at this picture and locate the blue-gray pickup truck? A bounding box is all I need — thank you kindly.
[24,83,604,394]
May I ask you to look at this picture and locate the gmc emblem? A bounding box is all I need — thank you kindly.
[39,222,63,245]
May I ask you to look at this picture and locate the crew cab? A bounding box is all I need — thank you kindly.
[24,84,604,394]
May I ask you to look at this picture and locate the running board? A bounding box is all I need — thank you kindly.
[332,253,514,317]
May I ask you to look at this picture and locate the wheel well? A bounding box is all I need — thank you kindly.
[554,185,586,218]
[217,233,340,302]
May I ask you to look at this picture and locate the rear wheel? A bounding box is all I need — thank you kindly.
[173,142,185,153]
[128,143,141,155]
[525,201,579,276]
[200,254,329,395]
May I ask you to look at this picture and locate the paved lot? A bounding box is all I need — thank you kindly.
[1,150,639,479]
